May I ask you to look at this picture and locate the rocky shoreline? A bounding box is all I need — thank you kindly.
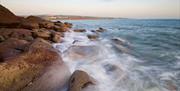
[0,5,106,91]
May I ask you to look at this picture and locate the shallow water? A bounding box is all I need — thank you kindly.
[53,19,180,91]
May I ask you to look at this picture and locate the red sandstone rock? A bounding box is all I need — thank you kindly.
[0,5,20,28]
[0,28,33,41]
[32,29,51,40]
[0,38,71,91]
[0,38,29,62]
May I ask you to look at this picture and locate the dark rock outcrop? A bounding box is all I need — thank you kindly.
[96,27,106,32]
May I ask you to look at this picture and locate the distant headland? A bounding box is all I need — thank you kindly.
[33,15,124,20]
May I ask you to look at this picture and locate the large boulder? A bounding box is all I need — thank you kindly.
[32,29,51,40]
[25,16,46,23]
[20,21,39,30]
[0,5,20,28]
[0,28,33,41]
[39,21,55,29]
[68,70,96,91]
[19,16,44,29]
[0,38,71,91]
[0,38,29,62]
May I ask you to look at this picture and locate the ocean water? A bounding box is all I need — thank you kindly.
[53,19,180,91]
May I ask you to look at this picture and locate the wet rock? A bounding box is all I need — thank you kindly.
[0,38,29,62]
[0,38,71,91]
[91,30,99,34]
[112,38,129,46]
[165,80,177,91]
[54,21,64,26]
[23,60,71,91]
[65,45,99,61]
[87,34,99,40]
[51,32,62,43]
[54,25,69,32]
[0,5,20,28]
[54,22,68,32]
[69,70,96,91]
[96,27,106,32]
[103,64,124,79]
[111,38,130,53]
[74,29,86,32]
[54,21,72,28]
[32,29,51,40]
[0,28,33,41]
[64,22,73,28]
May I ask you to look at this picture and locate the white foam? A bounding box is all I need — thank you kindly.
[53,30,168,91]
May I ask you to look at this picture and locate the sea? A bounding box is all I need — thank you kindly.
[53,19,180,91]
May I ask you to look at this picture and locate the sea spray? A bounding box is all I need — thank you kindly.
[54,19,180,91]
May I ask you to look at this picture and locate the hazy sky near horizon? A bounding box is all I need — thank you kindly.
[1,0,180,19]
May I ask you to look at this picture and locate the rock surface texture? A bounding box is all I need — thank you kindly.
[0,5,72,91]
[68,70,97,91]
[0,38,71,91]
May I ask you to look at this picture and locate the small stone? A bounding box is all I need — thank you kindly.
[74,29,86,32]
[96,27,106,32]
[87,34,99,40]
[0,36,5,42]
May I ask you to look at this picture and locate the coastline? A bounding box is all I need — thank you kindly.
[0,4,179,91]
[0,4,104,91]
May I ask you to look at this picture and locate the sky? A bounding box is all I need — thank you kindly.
[1,0,180,19]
